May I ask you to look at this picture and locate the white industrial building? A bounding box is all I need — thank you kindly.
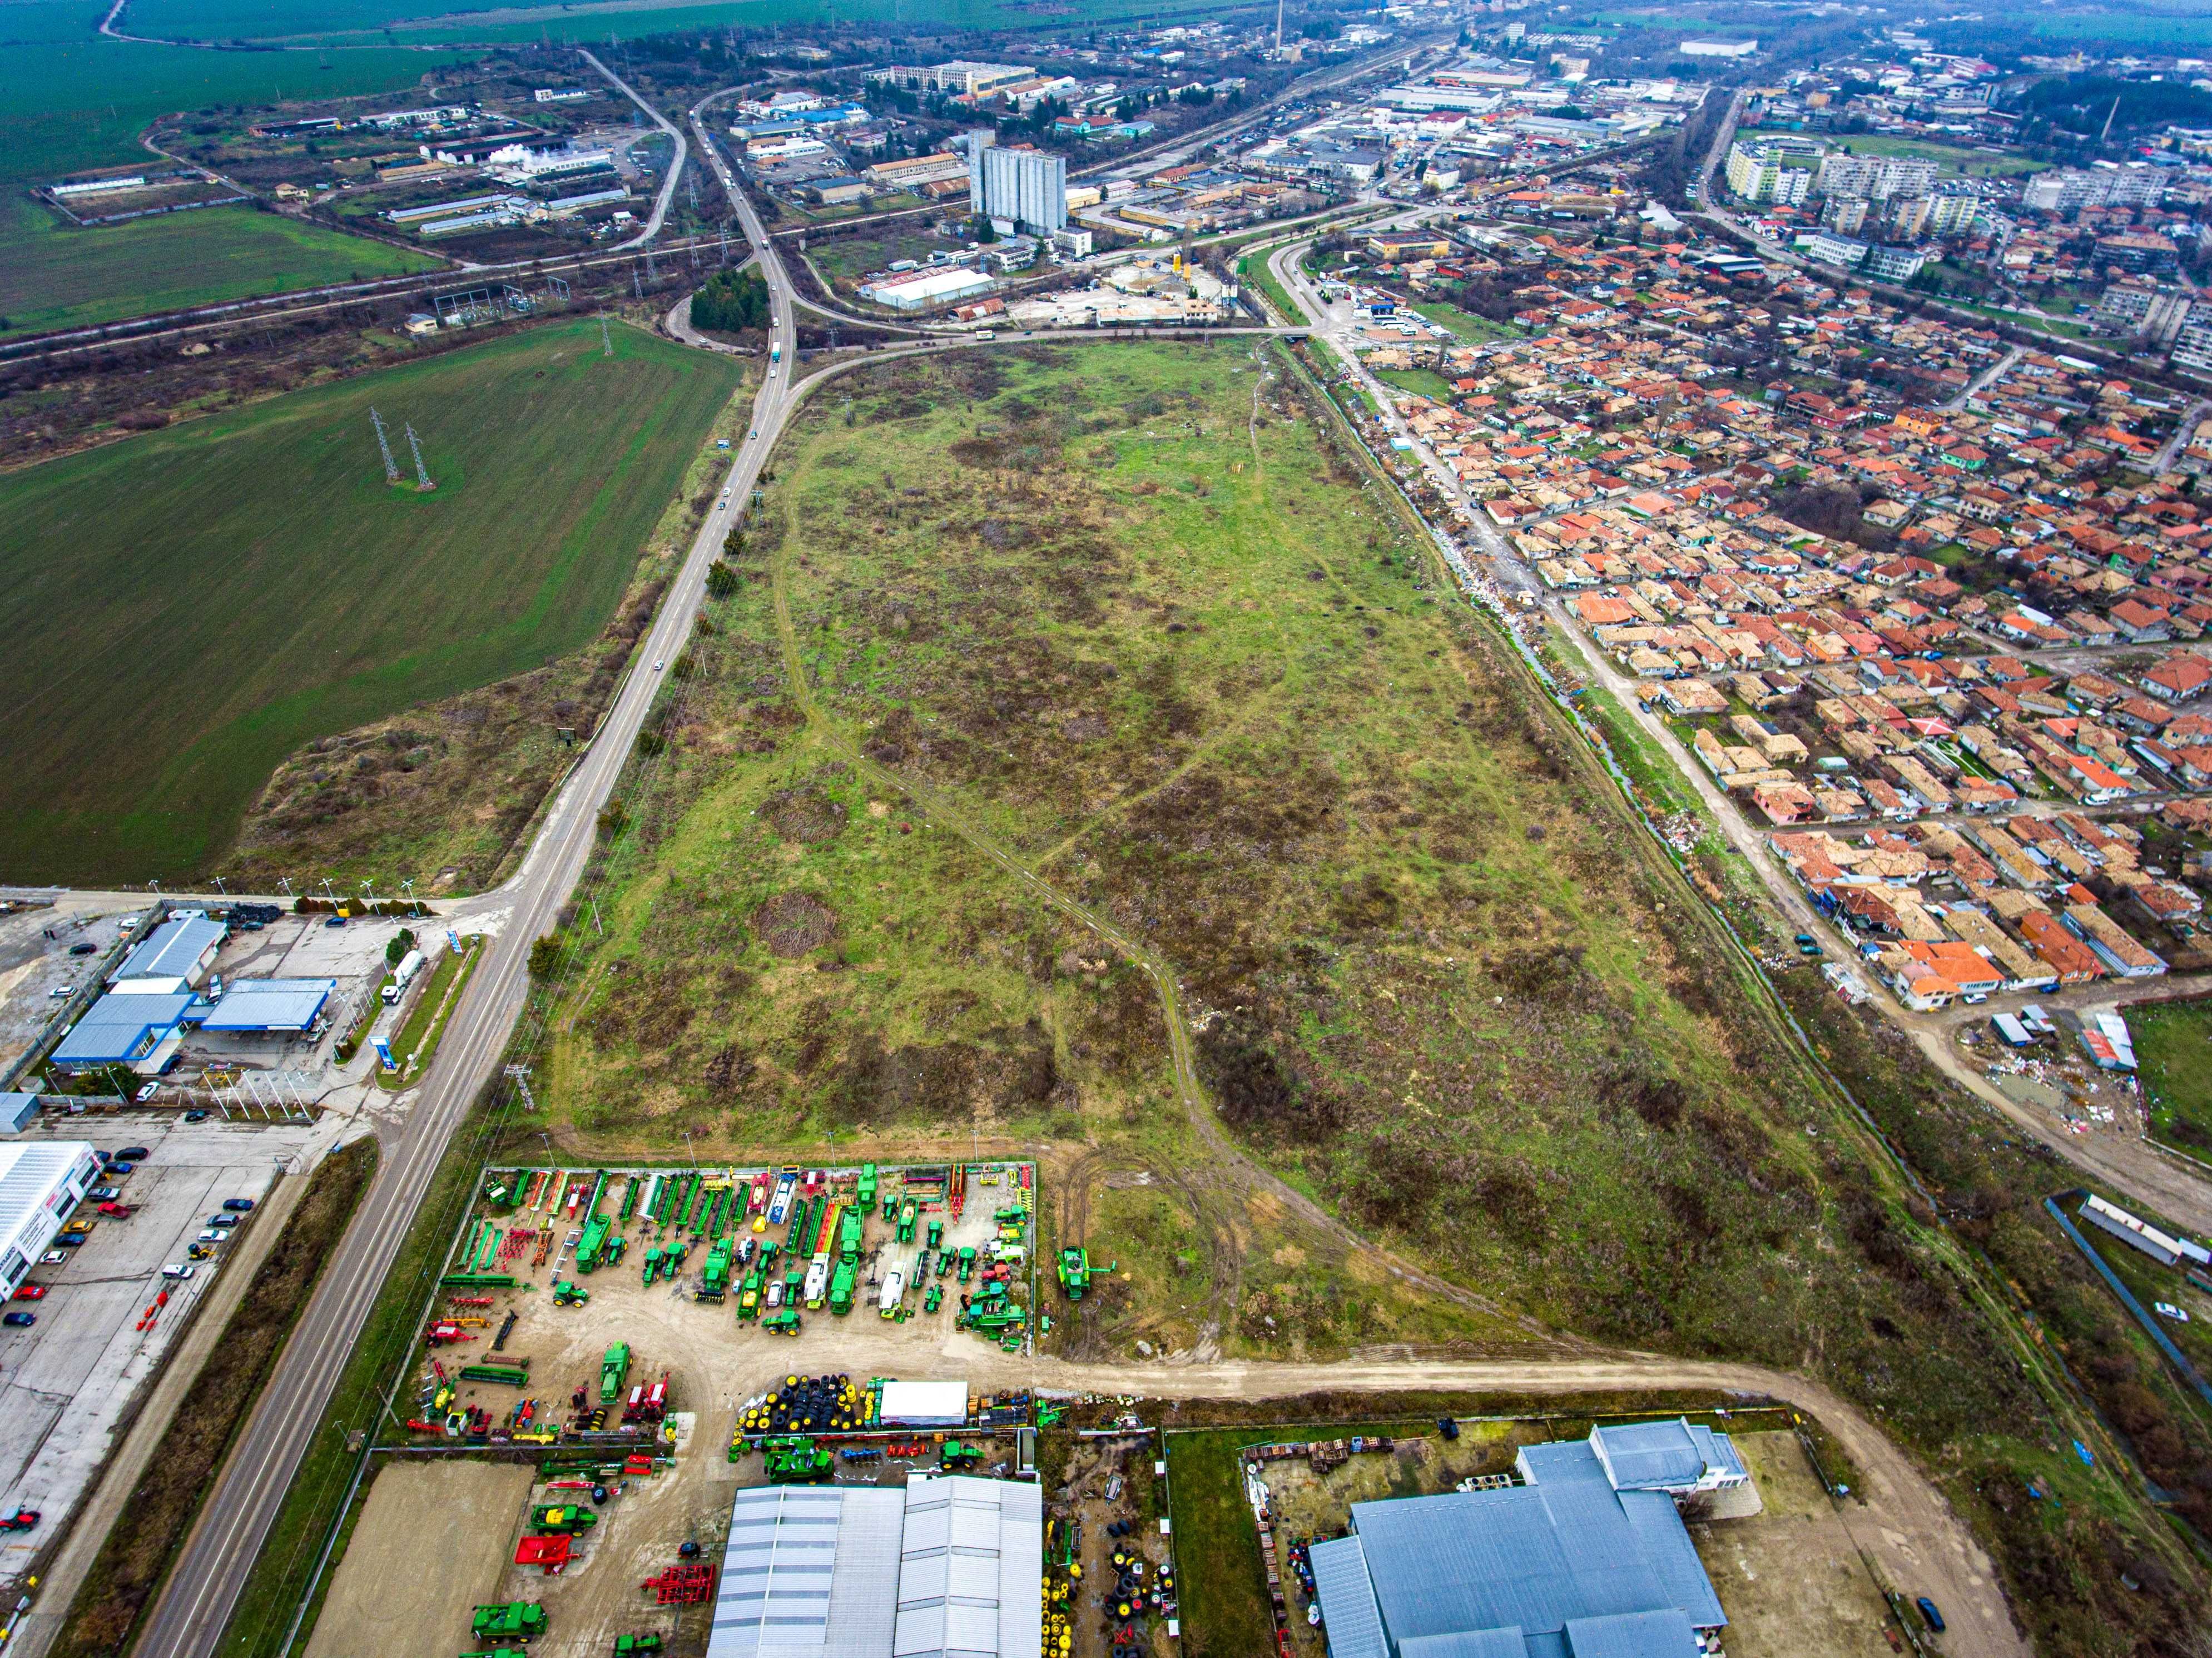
[0,1143,101,1298]
[709,1477,1040,1658]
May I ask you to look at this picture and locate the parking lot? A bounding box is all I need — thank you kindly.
[0,1113,319,1584]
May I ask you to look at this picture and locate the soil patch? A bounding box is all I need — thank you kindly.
[761,785,848,845]
[303,1460,535,1658]
[750,891,839,957]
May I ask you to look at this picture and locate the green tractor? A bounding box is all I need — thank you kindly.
[529,1505,597,1534]
[552,1279,589,1307]
[940,1439,983,1471]
[1057,1247,1090,1301]
[600,1342,631,1402]
[470,1603,547,1641]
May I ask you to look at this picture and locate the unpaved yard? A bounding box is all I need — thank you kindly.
[305,1460,534,1658]
[1689,1431,1893,1658]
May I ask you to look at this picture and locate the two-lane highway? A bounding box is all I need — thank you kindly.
[127,79,800,1658]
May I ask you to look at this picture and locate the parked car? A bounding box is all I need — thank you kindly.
[1917,1598,1945,1634]
[61,1219,93,1236]
[183,1110,208,1123]
[115,1146,149,1161]
[205,1214,239,1229]
[222,1198,256,1213]
[196,1230,228,1244]
[48,985,72,1000]
[324,916,346,929]
[95,1203,133,1218]
[3,1313,33,1328]
[88,1187,118,1202]
[39,1252,65,1265]
[12,1286,45,1301]
[160,1264,195,1280]
[105,1162,135,1178]
[67,942,95,956]
[52,1234,84,1249]
[133,1083,157,1103]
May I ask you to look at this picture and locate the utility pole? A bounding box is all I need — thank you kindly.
[1275,0,1284,55]
[505,1063,539,1112]
[369,406,399,482]
[600,311,613,355]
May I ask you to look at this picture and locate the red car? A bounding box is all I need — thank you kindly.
[11,1285,43,1302]
[95,1203,134,1218]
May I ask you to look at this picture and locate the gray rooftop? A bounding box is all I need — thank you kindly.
[111,915,225,985]
[52,990,195,1064]
[1314,1436,1728,1658]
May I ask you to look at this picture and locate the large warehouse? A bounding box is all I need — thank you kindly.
[1311,1420,1742,1658]
[0,1142,102,1297]
[709,1476,1041,1658]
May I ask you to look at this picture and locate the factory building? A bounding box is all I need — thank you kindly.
[707,1476,1040,1658]
[1311,1419,1741,1658]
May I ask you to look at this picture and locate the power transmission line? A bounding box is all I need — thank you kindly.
[369,406,399,483]
[405,422,434,492]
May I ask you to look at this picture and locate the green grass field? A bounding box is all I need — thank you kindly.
[0,317,742,883]
[1411,300,1524,341]
[2136,998,2212,1159]
[0,199,436,337]
[1739,130,2040,179]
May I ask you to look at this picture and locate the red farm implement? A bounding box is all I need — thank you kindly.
[641,1564,717,1606]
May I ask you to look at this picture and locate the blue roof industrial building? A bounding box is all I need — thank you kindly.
[1311,1420,1744,1658]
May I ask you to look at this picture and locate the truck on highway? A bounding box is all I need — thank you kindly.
[383,949,425,1004]
[770,341,781,364]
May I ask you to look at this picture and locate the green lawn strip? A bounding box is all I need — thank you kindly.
[1574,679,1703,818]
[2134,997,2212,1161]
[0,317,741,883]
[1240,249,1299,324]
[373,940,483,1090]
[215,1107,491,1658]
[48,1139,378,1658]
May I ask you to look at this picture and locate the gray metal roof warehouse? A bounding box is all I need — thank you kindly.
[1311,1421,1738,1658]
[709,1476,1040,1658]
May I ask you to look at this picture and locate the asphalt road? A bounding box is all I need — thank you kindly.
[583,50,688,251]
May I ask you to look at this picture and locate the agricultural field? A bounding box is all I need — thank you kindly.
[0,33,471,337]
[116,0,1246,47]
[0,316,743,885]
[0,200,437,340]
[529,337,2032,1439]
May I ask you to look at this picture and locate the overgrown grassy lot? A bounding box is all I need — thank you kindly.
[0,317,741,884]
[541,341,2007,1404]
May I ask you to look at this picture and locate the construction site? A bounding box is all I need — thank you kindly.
[304,1158,1167,1657]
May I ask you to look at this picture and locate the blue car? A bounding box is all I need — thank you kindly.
[3,1312,34,1328]
[1916,1597,1945,1634]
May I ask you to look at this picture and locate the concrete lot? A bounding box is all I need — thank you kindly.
[0,902,150,1078]
[0,1113,319,1585]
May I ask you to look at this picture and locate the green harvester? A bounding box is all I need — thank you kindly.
[600,1341,630,1402]
[764,1438,834,1482]
[529,1504,597,1534]
[1057,1247,1090,1300]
